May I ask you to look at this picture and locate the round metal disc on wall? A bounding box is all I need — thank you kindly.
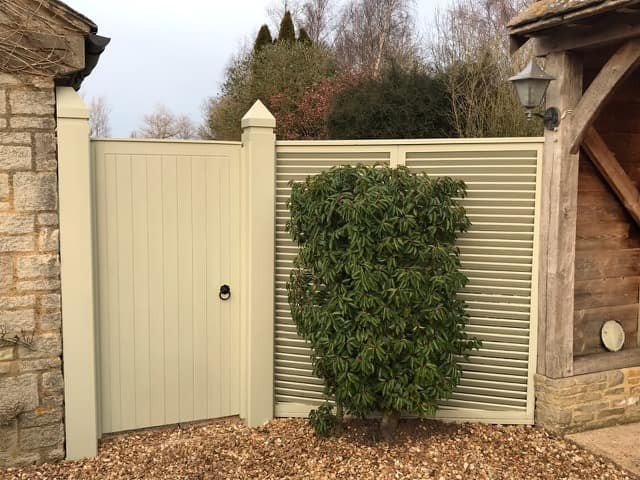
[601,320,625,352]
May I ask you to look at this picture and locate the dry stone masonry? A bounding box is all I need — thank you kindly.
[535,368,640,434]
[0,74,65,466]
[0,0,96,467]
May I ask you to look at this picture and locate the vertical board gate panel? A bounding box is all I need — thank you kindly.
[274,139,542,423]
[92,140,242,434]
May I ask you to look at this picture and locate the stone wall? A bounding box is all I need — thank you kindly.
[535,368,640,434]
[0,73,64,466]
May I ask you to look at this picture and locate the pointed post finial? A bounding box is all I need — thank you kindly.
[241,100,276,130]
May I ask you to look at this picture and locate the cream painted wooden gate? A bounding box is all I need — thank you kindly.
[92,139,242,434]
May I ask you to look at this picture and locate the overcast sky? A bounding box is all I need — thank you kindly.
[70,0,451,137]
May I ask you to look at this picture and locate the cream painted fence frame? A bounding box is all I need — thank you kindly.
[57,87,99,460]
[57,93,542,462]
[274,138,543,425]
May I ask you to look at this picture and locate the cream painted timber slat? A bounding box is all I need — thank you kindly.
[276,138,542,148]
[228,159,242,415]
[131,156,151,429]
[104,152,121,433]
[146,156,166,427]
[207,161,222,418]
[94,143,111,435]
[93,140,242,434]
[192,157,208,420]
[116,154,136,430]
[274,139,541,424]
[162,156,181,426]
[177,158,195,421]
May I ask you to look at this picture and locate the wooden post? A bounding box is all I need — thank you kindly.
[240,101,276,427]
[56,87,99,458]
[537,52,583,378]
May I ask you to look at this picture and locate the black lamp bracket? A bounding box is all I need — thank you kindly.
[527,107,560,130]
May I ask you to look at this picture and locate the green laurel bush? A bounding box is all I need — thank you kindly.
[287,165,480,425]
[308,403,339,437]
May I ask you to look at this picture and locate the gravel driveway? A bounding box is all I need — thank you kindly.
[1,417,637,479]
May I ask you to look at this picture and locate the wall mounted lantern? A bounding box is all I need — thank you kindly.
[509,59,559,130]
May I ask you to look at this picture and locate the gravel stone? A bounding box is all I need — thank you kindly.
[0,417,637,479]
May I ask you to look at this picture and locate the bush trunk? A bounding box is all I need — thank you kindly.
[380,411,400,441]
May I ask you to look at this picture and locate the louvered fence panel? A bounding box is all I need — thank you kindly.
[274,139,542,423]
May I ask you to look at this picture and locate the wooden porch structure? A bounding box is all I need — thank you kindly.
[509,0,640,431]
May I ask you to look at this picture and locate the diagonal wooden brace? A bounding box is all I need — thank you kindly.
[582,127,640,227]
[570,39,640,154]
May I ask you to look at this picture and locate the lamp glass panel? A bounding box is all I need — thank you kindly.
[514,78,550,109]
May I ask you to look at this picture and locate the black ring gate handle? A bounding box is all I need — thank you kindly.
[219,284,231,301]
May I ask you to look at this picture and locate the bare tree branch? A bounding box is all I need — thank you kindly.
[429,0,539,138]
[87,96,112,138]
[333,0,417,77]
[133,104,198,140]
[267,0,303,34]
[300,0,335,44]
[372,0,394,78]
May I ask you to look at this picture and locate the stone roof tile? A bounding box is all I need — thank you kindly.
[50,0,97,32]
[508,0,638,30]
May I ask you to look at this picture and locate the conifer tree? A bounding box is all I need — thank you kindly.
[277,10,296,43]
[298,27,312,45]
[254,24,273,52]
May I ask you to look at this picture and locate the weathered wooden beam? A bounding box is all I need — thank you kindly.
[508,0,640,37]
[569,39,640,154]
[582,127,640,226]
[533,19,640,57]
[510,35,528,55]
[538,52,583,379]
[573,348,640,375]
